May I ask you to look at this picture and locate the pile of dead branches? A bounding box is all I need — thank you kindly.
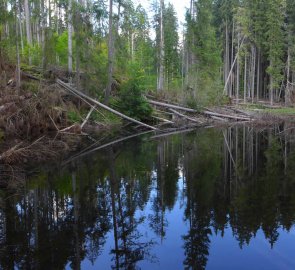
[0,82,79,137]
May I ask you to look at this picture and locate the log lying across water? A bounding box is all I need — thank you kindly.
[146,98,252,122]
[57,79,158,131]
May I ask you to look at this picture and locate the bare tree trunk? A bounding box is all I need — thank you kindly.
[270,67,274,105]
[15,0,21,91]
[18,1,24,52]
[24,0,32,65]
[157,0,165,92]
[230,21,235,97]
[236,33,240,102]
[75,0,84,90]
[105,0,114,104]
[286,47,291,106]
[256,50,260,101]
[251,46,256,103]
[68,0,73,74]
[223,37,245,95]
[224,19,229,92]
[41,0,46,70]
[181,27,185,91]
[48,0,52,28]
[131,32,135,61]
[244,54,247,103]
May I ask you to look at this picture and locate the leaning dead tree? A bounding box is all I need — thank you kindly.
[57,79,158,130]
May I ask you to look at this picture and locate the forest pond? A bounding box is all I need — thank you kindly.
[1,126,295,270]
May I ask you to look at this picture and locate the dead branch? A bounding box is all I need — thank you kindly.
[81,106,96,128]
[57,79,158,130]
[169,109,203,124]
[152,115,174,124]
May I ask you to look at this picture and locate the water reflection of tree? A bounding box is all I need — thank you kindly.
[149,139,179,239]
[182,130,221,270]
[1,126,295,269]
[182,126,295,269]
[0,161,112,269]
[108,146,155,270]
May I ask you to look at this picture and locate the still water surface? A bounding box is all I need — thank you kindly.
[1,126,295,270]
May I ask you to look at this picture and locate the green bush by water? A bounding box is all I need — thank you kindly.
[116,66,152,121]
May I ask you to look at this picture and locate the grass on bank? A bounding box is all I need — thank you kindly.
[239,103,295,115]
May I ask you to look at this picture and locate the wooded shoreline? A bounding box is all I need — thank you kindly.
[1,71,295,185]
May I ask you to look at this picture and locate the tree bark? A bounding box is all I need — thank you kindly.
[105,0,114,104]
[24,0,32,65]
[236,33,240,102]
[251,46,256,103]
[15,0,21,91]
[157,0,165,92]
[286,47,291,106]
[244,54,247,103]
[256,50,260,101]
[68,0,73,74]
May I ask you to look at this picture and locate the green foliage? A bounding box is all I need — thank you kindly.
[21,81,39,94]
[265,0,285,90]
[163,3,180,89]
[67,110,81,123]
[90,109,122,126]
[193,0,221,76]
[185,0,222,106]
[55,31,71,66]
[116,65,153,121]
[185,70,223,107]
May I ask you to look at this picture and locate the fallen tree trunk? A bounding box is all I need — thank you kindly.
[203,110,251,121]
[57,79,157,130]
[147,98,251,122]
[169,109,203,124]
[81,106,96,128]
[21,71,41,81]
[152,115,174,124]
[146,99,198,113]
[211,116,228,122]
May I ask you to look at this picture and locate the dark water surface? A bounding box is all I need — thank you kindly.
[1,126,295,270]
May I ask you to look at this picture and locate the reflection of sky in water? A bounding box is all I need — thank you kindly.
[4,127,295,270]
[74,177,295,270]
[208,228,295,270]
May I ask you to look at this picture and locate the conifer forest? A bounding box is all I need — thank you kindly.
[1,1,295,270]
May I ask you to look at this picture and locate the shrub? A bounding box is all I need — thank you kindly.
[116,66,152,121]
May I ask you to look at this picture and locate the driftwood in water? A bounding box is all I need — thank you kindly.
[169,109,203,124]
[57,79,157,130]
